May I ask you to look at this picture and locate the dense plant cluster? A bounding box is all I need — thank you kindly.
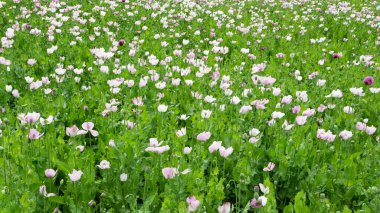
[0,0,379,212]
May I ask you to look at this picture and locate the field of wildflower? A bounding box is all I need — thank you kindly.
[0,0,379,212]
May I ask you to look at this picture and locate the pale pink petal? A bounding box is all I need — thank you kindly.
[77,130,88,135]
[82,122,94,130]
[90,130,99,137]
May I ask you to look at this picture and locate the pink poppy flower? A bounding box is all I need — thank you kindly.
[68,169,83,182]
[132,96,144,106]
[27,59,36,65]
[197,131,211,141]
[281,95,292,105]
[219,146,233,158]
[302,108,315,117]
[97,160,110,170]
[28,129,43,140]
[263,162,275,172]
[76,145,85,152]
[218,202,231,213]
[339,130,353,140]
[213,71,220,80]
[317,129,336,142]
[126,120,135,129]
[356,122,366,131]
[66,125,79,137]
[332,52,342,59]
[78,122,99,137]
[317,104,327,112]
[183,147,192,154]
[249,137,259,144]
[365,126,376,135]
[45,169,56,178]
[39,185,46,195]
[145,145,170,154]
[250,196,268,208]
[259,76,276,86]
[208,141,222,153]
[187,196,200,212]
[109,139,116,147]
[149,138,162,147]
[26,112,40,123]
[251,99,269,110]
[239,105,252,114]
[176,127,187,137]
[12,89,20,98]
[162,167,178,179]
[259,183,270,194]
[120,173,128,182]
[38,185,56,197]
[292,106,301,114]
[295,116,307,125]
[249,128,260,136]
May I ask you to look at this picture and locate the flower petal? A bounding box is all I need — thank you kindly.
[77,130,88,135]
[90,130,99,137]
[82,122,94,130]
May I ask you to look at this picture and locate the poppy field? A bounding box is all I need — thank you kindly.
[0,0,379,212]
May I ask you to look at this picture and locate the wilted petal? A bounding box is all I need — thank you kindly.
[181,169,191,174]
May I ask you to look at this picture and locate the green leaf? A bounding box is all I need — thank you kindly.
[242,201,251,213]
[142,193,156,210]
[342,205,352,213]
[294,191,310,213]
[283,203,294,213]
[19,193,30,208]
[48,196,65,204]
